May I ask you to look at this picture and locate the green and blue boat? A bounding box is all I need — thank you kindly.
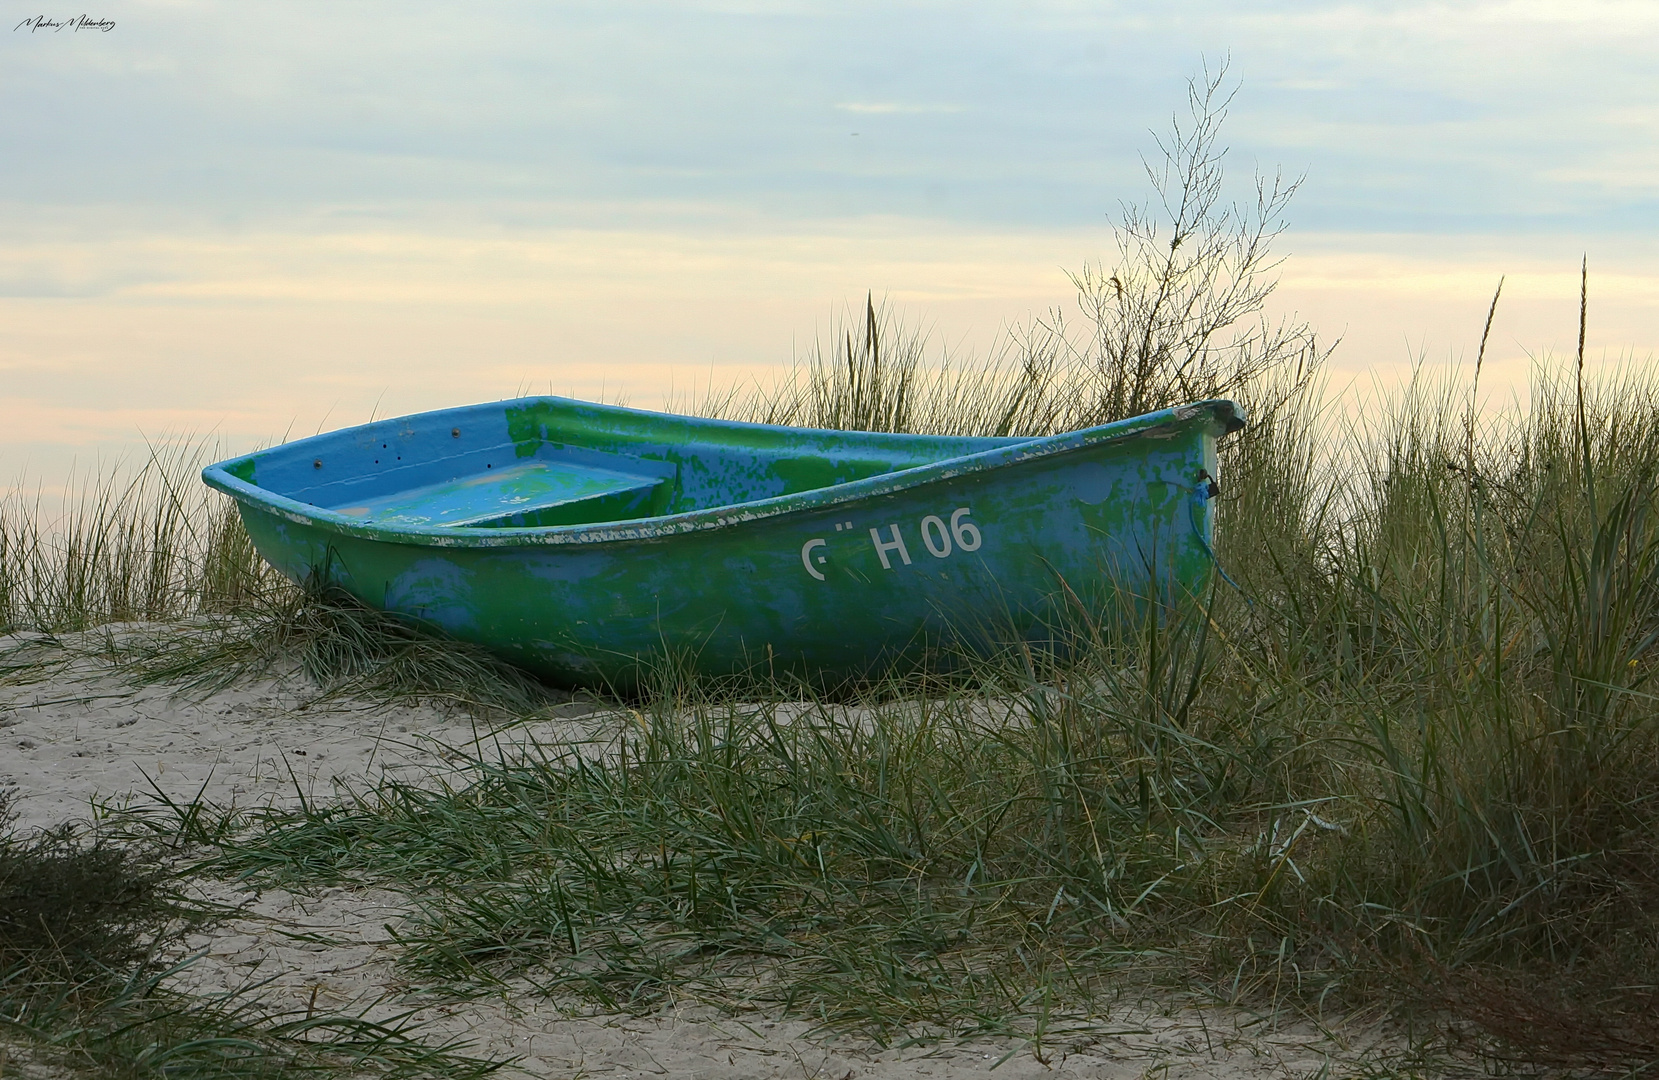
[202,397,1244,690]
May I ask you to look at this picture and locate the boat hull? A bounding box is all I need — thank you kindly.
[209,400,1241,691]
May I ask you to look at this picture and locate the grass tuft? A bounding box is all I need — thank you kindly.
[0,794,503,1078]
[0,794,176,979]
[0,440,280,635]
[99,580,563,718]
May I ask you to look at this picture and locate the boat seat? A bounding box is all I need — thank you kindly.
[330,460,669,529]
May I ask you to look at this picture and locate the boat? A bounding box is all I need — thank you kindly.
[201,396,1245,690]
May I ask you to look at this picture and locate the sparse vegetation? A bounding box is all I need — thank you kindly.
[98,580,561,718]
[0,794,501,1079]
[126,347,1659,1072]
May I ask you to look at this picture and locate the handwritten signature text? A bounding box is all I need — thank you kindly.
[15,15,116,33]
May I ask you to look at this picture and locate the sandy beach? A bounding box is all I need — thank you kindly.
[1,631,1409,1079]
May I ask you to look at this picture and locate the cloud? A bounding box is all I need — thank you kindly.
[1266,78,1346,92]
[835,102,965,114]
[5,2,1659,233]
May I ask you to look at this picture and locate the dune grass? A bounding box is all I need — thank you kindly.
[46,329,1658,1071]
[0,794,502,1079]
[0,440,279,635]
[11,365,1659,1073]
[93,579,563,719]
[102,343,1654,1073]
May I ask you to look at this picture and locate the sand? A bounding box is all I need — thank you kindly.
[0,631,1410,1078]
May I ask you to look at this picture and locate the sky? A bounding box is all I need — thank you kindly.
[3,0,1657,487]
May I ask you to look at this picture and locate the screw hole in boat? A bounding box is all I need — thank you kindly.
[451,428,460,438]
[313,459,322,469]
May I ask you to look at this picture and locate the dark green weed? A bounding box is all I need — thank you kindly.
[0,795,504,1079]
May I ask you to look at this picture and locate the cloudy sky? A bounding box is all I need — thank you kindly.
[3,1,1656,483]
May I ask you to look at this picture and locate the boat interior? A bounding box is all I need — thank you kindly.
[214,398,1018,530]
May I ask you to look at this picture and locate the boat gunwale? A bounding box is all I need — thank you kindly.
[201,398,1244,549]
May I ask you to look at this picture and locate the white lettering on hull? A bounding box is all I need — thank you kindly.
[801,508,981,579]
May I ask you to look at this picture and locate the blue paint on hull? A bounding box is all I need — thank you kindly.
[205,396,1245,689]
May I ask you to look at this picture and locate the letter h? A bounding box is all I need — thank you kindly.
[869,524,911,570]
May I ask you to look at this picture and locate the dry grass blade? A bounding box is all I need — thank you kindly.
[104,581,563,718]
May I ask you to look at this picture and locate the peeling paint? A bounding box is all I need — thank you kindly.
[204,396,1245,689]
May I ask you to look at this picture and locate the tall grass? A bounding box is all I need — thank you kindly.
[712,65,1323,440]
[0,440,278,634]
[80,346,1651,1068]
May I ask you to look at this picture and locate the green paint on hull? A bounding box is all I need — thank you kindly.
[205,397,1244,691]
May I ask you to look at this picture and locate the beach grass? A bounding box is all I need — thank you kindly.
[0,794,503,1079]
[0,439,280,635]
[32,312,1658,1072]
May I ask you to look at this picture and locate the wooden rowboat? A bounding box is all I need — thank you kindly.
[201,397,1244,690]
